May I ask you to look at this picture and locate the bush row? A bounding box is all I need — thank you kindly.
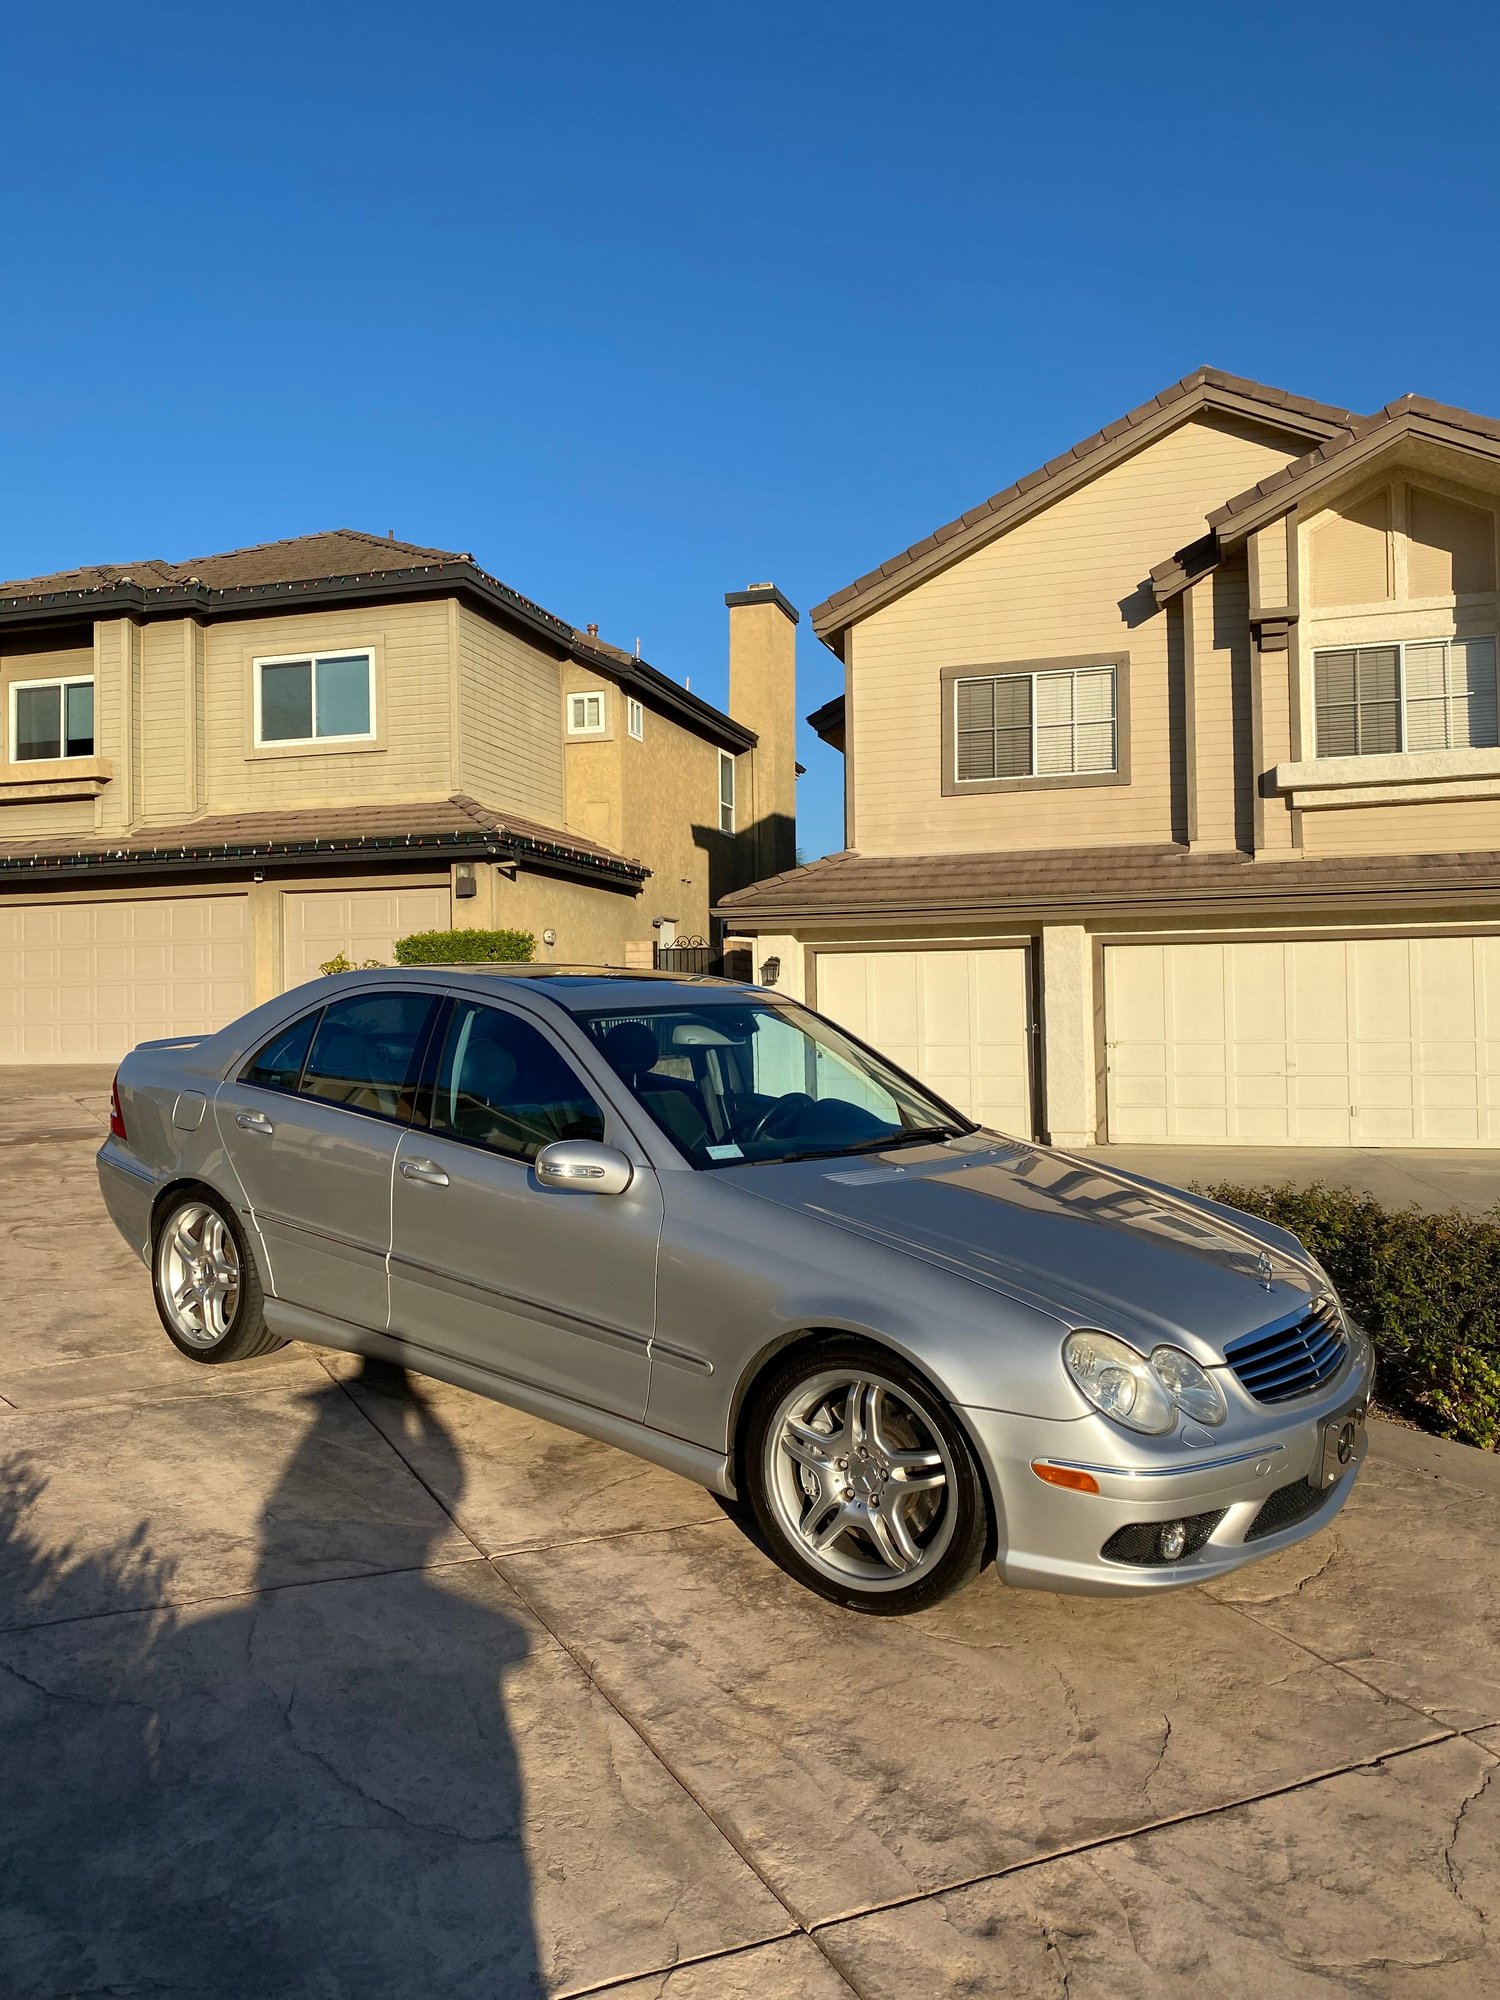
[1200,1181,1500,1451]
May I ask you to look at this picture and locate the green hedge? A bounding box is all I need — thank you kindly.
[1199,1181,1500,1450]
[393,927,534,965]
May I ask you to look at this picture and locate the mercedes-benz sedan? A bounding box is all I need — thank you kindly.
[98,967,1372,1614]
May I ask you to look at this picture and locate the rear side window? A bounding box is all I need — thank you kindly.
[431,1001,605,1162]
[300,992,442,1123]
[242,1010,320,1093]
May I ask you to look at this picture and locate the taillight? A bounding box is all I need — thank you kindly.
[109,1073,127,1141]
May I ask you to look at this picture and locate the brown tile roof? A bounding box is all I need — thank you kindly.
[717,842,1500,923]
[1207,392,1500,534]
[0,794,647,884]
[808,368,1359,643]
[0,530,755,754]
[0,530,465,599]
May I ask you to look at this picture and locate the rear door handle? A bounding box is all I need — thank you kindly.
[235,1110,274,1135]
[400,1158,450,1187]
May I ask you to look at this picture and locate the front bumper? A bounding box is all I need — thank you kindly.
[962,1325,1376,1595]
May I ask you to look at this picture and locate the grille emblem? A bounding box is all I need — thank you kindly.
[1256,1251,1274,1292]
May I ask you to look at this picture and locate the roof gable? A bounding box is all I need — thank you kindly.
[809,368,1358,650]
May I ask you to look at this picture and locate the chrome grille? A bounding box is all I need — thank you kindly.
[1224,1296,1347,1405]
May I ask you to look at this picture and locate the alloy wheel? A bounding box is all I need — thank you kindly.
[156,1201,241,1348]
[762,1369,957,1592]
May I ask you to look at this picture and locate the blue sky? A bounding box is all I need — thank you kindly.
[3,1,1497,860]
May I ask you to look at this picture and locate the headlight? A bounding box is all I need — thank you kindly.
[1063,1332,1176,1434]
[1148,1345,1227,1426]
[1063,1332,1227,1433]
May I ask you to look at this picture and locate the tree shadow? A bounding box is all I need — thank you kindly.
[0,1360,543,1997]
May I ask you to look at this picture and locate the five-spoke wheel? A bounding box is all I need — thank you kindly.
[151,1189,282,1363]
[746,1341,989,1613]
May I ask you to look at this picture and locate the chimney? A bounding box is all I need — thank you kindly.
[726,583,798,883]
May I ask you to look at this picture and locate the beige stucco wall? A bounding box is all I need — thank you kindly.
[848,414,1301,856]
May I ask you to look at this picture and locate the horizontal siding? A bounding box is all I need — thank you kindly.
[851,415,1299,856]
[456,604,565,824]
[140,620,193,823]
[201,601,455,810]
[0,637,103,842]
[1300,799,1500,857]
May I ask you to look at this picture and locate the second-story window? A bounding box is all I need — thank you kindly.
[627,697,645,740]
[10,675,95,761]
[1314,638,1498,756]
[954,665,1116,782]
[718,750,736,833]
[256,650,374,746]
[568,691,607,735]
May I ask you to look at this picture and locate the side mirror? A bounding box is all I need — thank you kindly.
[534,1139,634,1196]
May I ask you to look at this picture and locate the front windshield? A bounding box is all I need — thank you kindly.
[575,997,975,1168]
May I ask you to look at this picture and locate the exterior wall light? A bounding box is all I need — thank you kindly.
[760,956,781,987]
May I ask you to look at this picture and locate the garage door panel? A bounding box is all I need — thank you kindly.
[1107,935,1500,1147]
[0,896,250,1062]
[815,946,1032,1137]
[282,887,450,988]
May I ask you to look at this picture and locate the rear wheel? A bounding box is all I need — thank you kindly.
[152,1190,283,1363]
[744,1340,990,1614]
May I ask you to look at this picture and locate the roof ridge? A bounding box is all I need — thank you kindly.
[809,368,1362,638]
[172,527,462,573]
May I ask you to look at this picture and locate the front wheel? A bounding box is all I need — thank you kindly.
[743,1341,990,1615]
[152,1189,284,1364]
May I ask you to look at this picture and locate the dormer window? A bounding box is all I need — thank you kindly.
[568,691,607,735]
[1314,637,1498,757]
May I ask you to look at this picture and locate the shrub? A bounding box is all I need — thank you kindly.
[318,952,385,976]
[393,927,534,965]
[1198,1181,1500,1451]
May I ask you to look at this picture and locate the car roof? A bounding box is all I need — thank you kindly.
[320,964,771,1013]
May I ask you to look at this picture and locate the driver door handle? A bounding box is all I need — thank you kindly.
[400,1158,450,1187]
[235,1110,274,1135]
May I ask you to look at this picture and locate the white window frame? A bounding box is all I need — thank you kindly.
[718,750,736,834]
[567,690,608,736]
[8,674,96,763]
[1312,634,1499,758]
[253,649,376,748]
[952,664,1117,783]
[627,696,645,740]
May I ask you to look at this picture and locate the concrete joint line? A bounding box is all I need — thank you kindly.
[805,1732,1462,1938]
[1215,1594,1460,1733]
[334,1354,870,1997]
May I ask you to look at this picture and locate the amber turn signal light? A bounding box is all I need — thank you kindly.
[1030,1461,1100,1494]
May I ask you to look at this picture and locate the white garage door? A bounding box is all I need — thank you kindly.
[1105,936,1500,1146]
[282,886,450,988]
[813,947,1033,1137]
[0,895,250,1063]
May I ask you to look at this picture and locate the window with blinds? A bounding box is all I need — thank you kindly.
[954,666,1116,782]
[1313,637,1498,757]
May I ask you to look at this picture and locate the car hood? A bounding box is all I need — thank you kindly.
[737,1134,1320,1364]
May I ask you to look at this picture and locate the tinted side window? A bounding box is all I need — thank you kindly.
[432,1002,605,1162]
[242,1009,321,1093]
[300,992,441,1122]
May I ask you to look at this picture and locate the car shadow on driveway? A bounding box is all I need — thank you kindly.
[0,1360,544,1999]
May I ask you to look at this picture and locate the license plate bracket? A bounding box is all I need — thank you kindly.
[1310,1403,1367,1491]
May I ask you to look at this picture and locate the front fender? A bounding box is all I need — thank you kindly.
[648,1174,1083,1455]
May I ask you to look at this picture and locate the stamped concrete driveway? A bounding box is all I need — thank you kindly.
[2,1067,1497,1998]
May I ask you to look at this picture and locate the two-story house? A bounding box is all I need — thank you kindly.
[0,530,797,1060]
[720,368,1500,1150]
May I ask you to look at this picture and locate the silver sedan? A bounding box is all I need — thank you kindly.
[97,967,1373,1615]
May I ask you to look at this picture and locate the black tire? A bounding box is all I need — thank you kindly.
[742,1338,990,1615]
[151,1185,284,1364]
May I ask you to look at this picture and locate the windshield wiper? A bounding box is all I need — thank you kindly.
[746,1123,972,1168]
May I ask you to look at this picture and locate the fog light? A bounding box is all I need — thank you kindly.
[1157,1520,1188,1561]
